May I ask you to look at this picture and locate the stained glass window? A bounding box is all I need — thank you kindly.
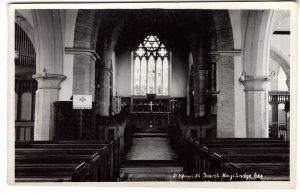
[156,58,162,95]
[141,57,147,95]
[133,35,170,96]
[134,57,140,95]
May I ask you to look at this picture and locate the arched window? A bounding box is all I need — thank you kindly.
[133,35,170,96]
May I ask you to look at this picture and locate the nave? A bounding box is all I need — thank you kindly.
[15,121,290,182]
[120,128,183,181]
[12,8,292,184]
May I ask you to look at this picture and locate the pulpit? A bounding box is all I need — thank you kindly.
[130,94,171,129]
[54,101,97,140]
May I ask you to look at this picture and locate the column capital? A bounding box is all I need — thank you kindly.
[210,53,221,62]
[96,68,112,76]
[32,73,66,89]
[239,75,271,91]
[65,47,100,61]
[191,69,207,77]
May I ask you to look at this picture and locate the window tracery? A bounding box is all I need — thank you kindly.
[133,35,169,96]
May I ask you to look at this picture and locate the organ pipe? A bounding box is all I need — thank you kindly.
[15,23,36,67]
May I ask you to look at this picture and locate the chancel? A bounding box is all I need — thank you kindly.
[13,7,292,183]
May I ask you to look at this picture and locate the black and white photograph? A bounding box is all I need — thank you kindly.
[6,1,297,188]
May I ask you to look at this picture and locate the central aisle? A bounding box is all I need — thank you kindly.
[126,137,178,160]
[120,128,183,181]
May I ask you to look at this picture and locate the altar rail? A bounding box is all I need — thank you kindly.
[130,96,171,113]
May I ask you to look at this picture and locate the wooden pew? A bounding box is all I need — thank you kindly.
[182,137,290,181]
[194,138,289,181]
[15,149,101,182]
[15,140,120,177]
[15,139,120,182]
[15,161,89,182]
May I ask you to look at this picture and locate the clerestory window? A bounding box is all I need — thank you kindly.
[133,35,170,96]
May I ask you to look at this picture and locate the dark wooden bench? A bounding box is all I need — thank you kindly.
[183,137,290,181]
[16,140,120,177]
[15,139,120,182]
[193,139,290,181]
[15,162,89,182]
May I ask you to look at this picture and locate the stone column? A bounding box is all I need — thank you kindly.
[65,47,100,101]
[240,75,270,138]
[209,54,221,115]
[286,111,290,141]
[214,54,235,138]
[32,72,66,140]
[97,68,112,116]
[192,70,207,117]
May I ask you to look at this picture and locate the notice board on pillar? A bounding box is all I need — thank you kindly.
[73,95,92,109]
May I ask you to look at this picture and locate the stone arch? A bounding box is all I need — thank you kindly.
[243,10,274,75]
[272,10,290,32]
[31,10,64,74]
[15,10,35,48]
[73,10,102,50]
[270,47,290,89]
[211,10,235,50]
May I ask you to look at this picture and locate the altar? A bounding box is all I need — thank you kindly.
[130,94,171,129]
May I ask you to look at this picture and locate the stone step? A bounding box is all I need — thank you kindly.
[120,165,184,181]
[121,166,183,173]
[135,127,166,133]
[133,133,169,138]
[122,160,180,167]
[119,173,181,181]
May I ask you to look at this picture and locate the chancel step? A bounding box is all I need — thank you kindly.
[133,133,169,138]
[122,160,179,167]
[120,166,183,181]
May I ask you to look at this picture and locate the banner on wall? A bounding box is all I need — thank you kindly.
[73,95,92,109]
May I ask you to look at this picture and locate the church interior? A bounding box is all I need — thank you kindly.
[13,8,291,182]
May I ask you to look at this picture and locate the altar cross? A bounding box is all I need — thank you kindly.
[149,101,154,112]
